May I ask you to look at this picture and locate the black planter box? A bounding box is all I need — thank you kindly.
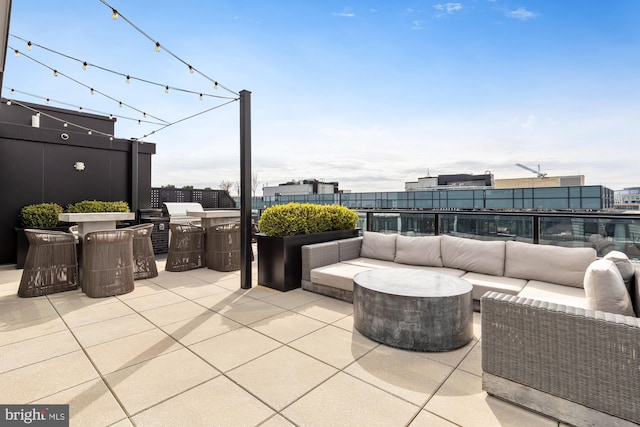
[257,229,359,292]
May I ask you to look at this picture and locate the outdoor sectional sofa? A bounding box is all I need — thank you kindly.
[301,231,640,426]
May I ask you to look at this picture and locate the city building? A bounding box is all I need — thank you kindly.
[494,175,585,188]
[405,173,494,191]
[615,187,640,211]
[262,179,339,198]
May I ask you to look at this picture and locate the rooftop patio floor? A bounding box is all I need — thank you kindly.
[0,254,566,426]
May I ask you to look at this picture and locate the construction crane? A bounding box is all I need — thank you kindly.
[515,163,547,178]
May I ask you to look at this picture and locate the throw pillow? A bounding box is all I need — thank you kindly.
[584,259,635,317]
[603,250,635,289]
[360,232,397,261]
[394,235,443,267]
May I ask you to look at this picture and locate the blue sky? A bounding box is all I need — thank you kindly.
[4,1,639,194]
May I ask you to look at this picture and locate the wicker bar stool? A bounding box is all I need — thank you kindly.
[82,229,135,298]
[18,229,79,297]
[166,223,206,272]
[125,223,158,280]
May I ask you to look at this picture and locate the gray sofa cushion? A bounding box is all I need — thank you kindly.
[360,232,396,261]
[584,259,635,317]
[603,250,635,289]
[504,241,596,288]
[441,235,506,276]
[461,272,527,301]
[517,280,588,309]
[394,235,443,267]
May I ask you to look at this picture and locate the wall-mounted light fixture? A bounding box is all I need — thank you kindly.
[73,162,85,171]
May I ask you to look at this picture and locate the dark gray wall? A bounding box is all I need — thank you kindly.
[0,101,155,264]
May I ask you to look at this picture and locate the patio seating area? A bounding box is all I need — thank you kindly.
[1,249,564,426]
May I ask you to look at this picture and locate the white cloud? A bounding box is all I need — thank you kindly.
[412,20,426,30]
[434,3,463,17]
[508,7,539,21]
[333,9,355,17]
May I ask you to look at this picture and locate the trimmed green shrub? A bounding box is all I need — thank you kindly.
[66,200,130,213]
[19,203,63,228]
[258,203,359,237]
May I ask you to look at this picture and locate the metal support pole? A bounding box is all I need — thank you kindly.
[240,90,252,289]
[130,139,139,217]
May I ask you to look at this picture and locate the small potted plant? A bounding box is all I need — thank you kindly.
[15,203,65,268]
[256,203,359,291]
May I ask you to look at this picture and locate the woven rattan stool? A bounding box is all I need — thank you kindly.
[82,229,135,297]
[18,229,79,297]
[126,223,159,279]
[166,223,206,272]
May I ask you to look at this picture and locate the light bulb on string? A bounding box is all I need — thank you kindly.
[164,85,169,94]
[125,75,130,84]
[63,122,68,127]
[79,107,83,112]
[82,61,87,70]
[90,88,95,95]
[26,41,32,50]
[109,114,113,119]
[119,101,123,108]
[138,120,141,125]
[45,98,50,104]
[109,136,113,141]
[155,42,161,52]
[199,93,203,101]
[14,50,19,57]
[10,88,14,94]
[6,100,11,105]
[214,82,219,90]
[143,112,147,118]
[112,8,118,20]
[88,130,92,135]
[53,70,58,77]
[188,65,194,73]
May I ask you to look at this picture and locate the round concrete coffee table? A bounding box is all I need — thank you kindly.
[353,269,473,352]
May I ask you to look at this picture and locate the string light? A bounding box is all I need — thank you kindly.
[143,112,147,118]
[6,100,11,105]
[8,37,236,101]
[26,41,32,50]
[119,101,123,108]
[53,69,58,77]
[13,49,19,57]
[188,65,194,73]
[111,8,118,20]
[125,75,130,83]
[214,82,218,90]
[164,85,169,94]
[155,42,161,52]
[137,120,141,125]
[90,88,95,95]
[45,98,50,104]
[79,107,83,112]
[10,88,14,94]
[63,122,68,127]
[88,130,92,135]
[199,93,203,101]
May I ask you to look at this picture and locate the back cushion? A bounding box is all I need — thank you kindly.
[441,235,506,276]
[584,259,635,317]
[394,235,443,267]
[603,251,635,289]
[360,232,397,261]
[505,241,597,288]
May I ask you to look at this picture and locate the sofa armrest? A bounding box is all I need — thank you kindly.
[301,241,340,282]
[633,263,640,316]
[481,292,640,424]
